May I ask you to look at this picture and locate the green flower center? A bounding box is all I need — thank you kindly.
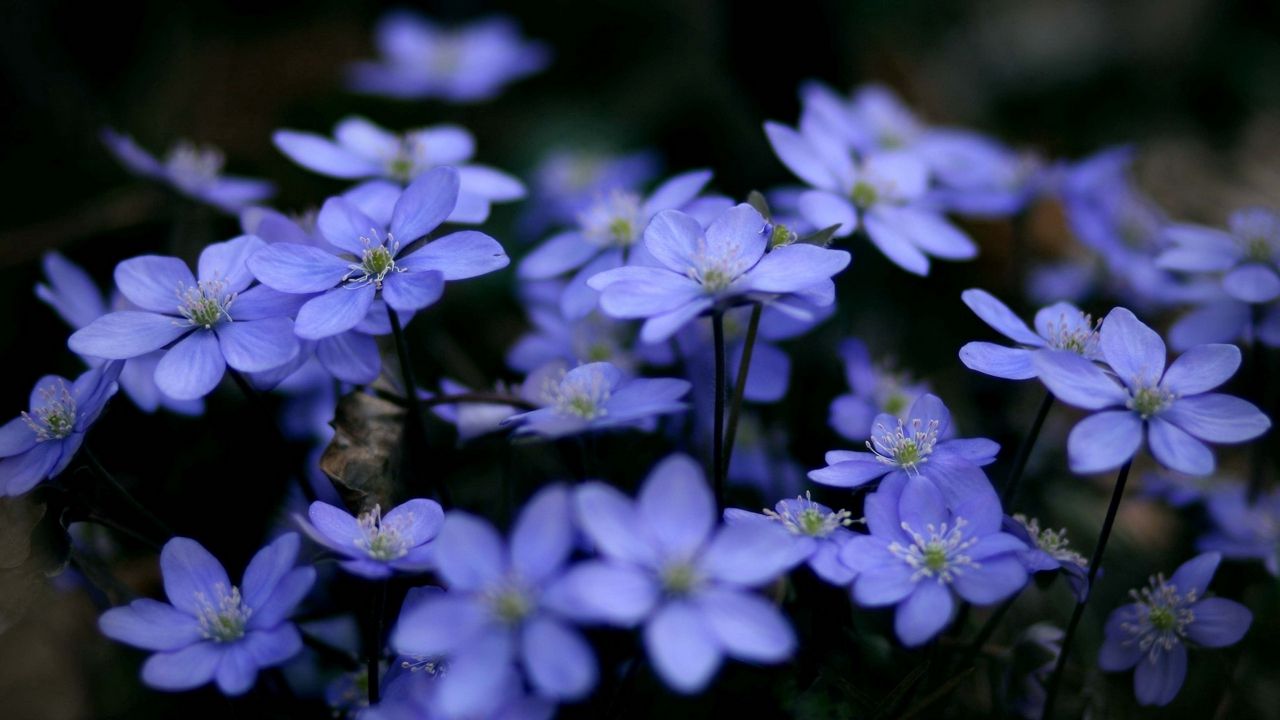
[196,585,251,643]
[177,279,235,329]
[1148,606,1177,632]
[922,545,949,573]
[660,562,700,596]
[356,504,411,561]
[490,587,531,624]
[22,382,77,442]
[769,223,796,248]
[851,181,879,209]
[1128,385,1174,419]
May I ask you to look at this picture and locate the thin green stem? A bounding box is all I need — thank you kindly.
[711,309,727,510]
[1040,460,1133,720]
[366,580,386,705]
[722,302,762,482]
[1002,391,1054,507]
[387,307,452,508]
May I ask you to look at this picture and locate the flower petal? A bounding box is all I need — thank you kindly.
[216,318,299,373]
[161,538,232,616]
[894,582,954,647]
[1066,410,1143,474]
[1223,263,1280,304]
[1185,597,1251,648]
[154,331,226,400]
[1133,643,1186,707]
[99,599,202,651]
[435,512,507,591]
[114,256,195,313]
[644,601,723,694]
[961,289,1044,346]
[1160,344,1240,395]
[520,617,597,700]
[697,588,795,663]
[68,312,189,360]
[1163,394,1271,444]
[396,230,509,280]
[294,285,376,340]
[247,243,349,293]
[510,484,573,584]
[1100,307,1166,389]
[1148,417,1215,476]
[141,642,222,692]
[638,454,714,558]
[1033,350,1127,410]
[390,166,460,241]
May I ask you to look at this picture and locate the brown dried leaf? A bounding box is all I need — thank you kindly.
[0,496,46,570]
[319,390,405,512]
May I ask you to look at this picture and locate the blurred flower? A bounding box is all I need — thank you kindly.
[589,204,850,342]
[959,289,1102,381]
[101,129,273,213]
[829,338,928,442]
[725,493,856,585]
[523,148,661,233]
[558,454,798,693]
[1168,295,1280,350]
[298,499,443,579]
[68,236,301,400]
[1199,485,1280,576]
[347,13,549,102]
[390,485,595,717]
[1157,206,1280,304]
[1033,307,1270,475]
[502,361,689,440]
[1098,552,1251,707]
[273,117,524,224]
[0,363,120,496]
[842,475,1028,646]
[248,167,508,339]
[98,534,315,696]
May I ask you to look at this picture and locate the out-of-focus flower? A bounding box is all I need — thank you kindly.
[501,361,689,440]
[1199,485,1280,576]
[523,148,660,233]
[1033,307,1270,475]
[98,534,315,696]
[1157,206,1280,304]
[347,13,549,103]
[829,338,928,441]
[1098,553,1251,707]
[298,499,443,579]
[102,129,273,213]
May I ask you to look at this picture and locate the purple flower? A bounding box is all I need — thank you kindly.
[101,129,273,213]
[522,148,660,233]
[1002,514,1089,602]
[346,13,549,103]
[809,393,1001,511]
[1157,206,1280,304]
[725,493,856,585]
[556,454,798,693]
[829,338,929,441]
[389,485,596,717]
[1033,307,1270,475]
[1098,552,1251,706]
[273,117,524,225]
[429,378,524,442]
[959,289,1102,381]
[841,475,1029,646]
[36,252,203,415]
[247,167,508,340]
[501,361,690,439]
[588,203,850,342]
[98,534,316,696]
[1199,485,1280,576]
[68,236,302,400]
[298,499,443,579]
[1168,296,1280,350]
[0,364,120,496]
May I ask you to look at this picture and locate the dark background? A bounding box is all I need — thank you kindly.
[2,0,1280,718]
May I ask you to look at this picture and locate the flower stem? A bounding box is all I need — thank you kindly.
[83,446,173,543]
[366,580,386,705]
[1040,459,1133,720]
[1002,390,1055,507]
[722,302,762,484]
[387,307,452,508]
[711,309,727,510]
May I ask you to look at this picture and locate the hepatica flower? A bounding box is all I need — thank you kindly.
[559,454,798,693]
[347,12,550,103]
[1003,514,1089,602]
[1032,307,1270,475]
[524,148,660,232]
[247,167,508,340]
[102,129,273,213]
[68,236,301,400]
[502,361,690,439]
[1099,553,1251,707]
[0,364,120,497]
[299,499,443,579]
[829,338,929,441]
[588,203,850,342]
[98,534,316,696]
[958,289,1102,381]
[763,120,976,276]
[1199,485,1280,576]
[1157,206,1280,304]
[841,476,1029,646]
[809,393,1000,509]
[725,492,856,585]
[273,116,524,224]
[390,485,596,717]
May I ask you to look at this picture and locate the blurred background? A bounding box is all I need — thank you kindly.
[2,0,1280,718]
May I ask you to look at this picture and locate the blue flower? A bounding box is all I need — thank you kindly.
[725,493,856,585]
[247,167,508,340]
[37,252,203,415]
[522,148,660,233]
[1002,514,1089,602]
[1033,307,1271,475]
[829,338,929,441]
[98,534,315,696]
[588,203,850,342]
[68,236,302,400]
[556,454,798,693]
[101,129,274,213]
[1199,485,1280,576]
[429,378,525,442]
[520,169,716,320]
[389,485,596,717]
[1098,552,1251,707]
[840,475,1029,646]
[1157,206,1280,304]
[273,117,524,225]
[1167,295,1280,350]
[809,393,1001,510]
[501,361,690,440]
[764,118,975,275]
[346,12,549,103]
[0,364,120,496]
[958,289,1102,381]
[298,499,443,579]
